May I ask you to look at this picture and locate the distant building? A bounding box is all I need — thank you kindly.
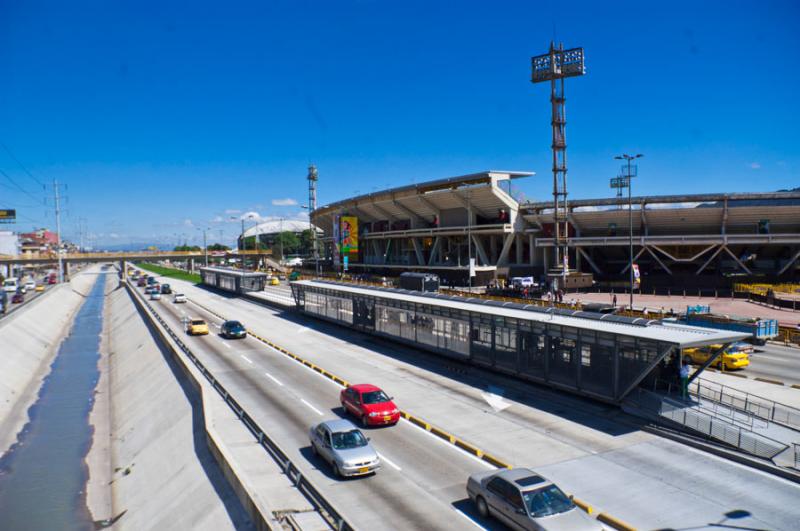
[19,228,59,255]
[238,219,320,254]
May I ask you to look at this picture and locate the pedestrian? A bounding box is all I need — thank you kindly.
[680,358,691,400]
[612,293,617,308]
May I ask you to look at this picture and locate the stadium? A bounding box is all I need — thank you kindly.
[309,171,800,289]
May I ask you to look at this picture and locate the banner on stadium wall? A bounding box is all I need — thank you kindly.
[332,215,340,266]
[632,263,641,286]
[340,216,358,255]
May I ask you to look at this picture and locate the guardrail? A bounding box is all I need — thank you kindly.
[125,281,352,531]
[691,377,800,431]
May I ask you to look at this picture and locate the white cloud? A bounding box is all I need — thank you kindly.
[224,209,241,215]
[210,215,224,223]
[272,198,298,206]
[108,232,120,239]
[749,162,761,170]
[183,218,194,228]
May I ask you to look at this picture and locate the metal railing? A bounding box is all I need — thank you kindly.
[125,281,351,531]
[691,377,800,431]
[628,387,788,461]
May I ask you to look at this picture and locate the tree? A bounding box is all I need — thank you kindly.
[173,245,202,252]
[274,231,300,258]
[207,243,230,251]
[299,229,316,256]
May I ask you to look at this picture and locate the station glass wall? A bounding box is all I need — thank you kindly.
[296,286,672,401]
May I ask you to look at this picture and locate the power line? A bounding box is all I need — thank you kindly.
[0,167,44,205]
[0,142,46,187]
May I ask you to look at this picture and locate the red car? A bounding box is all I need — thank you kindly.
[340,384,400,427]
[12,292,24,304]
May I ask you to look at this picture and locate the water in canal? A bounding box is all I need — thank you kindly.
[0,272,107,530]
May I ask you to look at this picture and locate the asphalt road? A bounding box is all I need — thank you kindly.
[131,268,800,530]
[746,343,800,387]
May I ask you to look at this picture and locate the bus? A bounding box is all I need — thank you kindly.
[3,278,19,293]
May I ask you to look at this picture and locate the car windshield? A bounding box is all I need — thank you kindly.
[191,320,205,326]
[523,485,574,518]
[361,390,390,404]
[331,429,368,450]
[227,321,243,329]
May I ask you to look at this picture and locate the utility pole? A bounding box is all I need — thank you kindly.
[612,153,643,310]
[53,179,64,283]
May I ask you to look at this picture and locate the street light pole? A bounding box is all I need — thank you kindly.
[613,154,643,310]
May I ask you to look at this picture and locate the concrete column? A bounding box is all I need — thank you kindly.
[529,234,535,265]
[188,258,194,272]
[543,247,549,273]
[63,261,70,280]
[515,234,523,265]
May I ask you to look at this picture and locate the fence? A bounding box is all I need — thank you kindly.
[126,281,351,531]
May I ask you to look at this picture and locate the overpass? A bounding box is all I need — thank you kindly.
[0,249,286,277]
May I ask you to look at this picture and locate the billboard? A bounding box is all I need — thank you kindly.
[332,215,340,266]
[0,209,16,224]
[340,216,358,257]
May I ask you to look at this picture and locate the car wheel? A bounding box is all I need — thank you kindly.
[684,355,693,365]
[476,496,489,518]
[332,462,341,478]
[361,415,369,428]
[311,442,318,456]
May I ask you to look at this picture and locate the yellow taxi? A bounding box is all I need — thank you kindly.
[269,277,280,286]
[682,343,750,370]
[186,318,209,336]
[35,285,45,292]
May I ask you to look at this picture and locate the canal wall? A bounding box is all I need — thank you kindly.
[85,275,252,529]
[0,266,103,457]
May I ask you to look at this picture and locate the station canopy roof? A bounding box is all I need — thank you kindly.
[293,280,750,349]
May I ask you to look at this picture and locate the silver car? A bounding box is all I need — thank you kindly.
[150,291,162,301]
[309,419,380,478]
[467,468,602,531]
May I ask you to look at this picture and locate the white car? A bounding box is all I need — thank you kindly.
[24,280,36,291]
[150,291,162,301]
[173,293,187,303]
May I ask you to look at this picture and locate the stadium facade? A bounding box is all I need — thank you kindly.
[310,171,800,288]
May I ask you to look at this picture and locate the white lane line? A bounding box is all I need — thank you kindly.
[402,418,495,469]
[221,342,232,349]
[263,344,344,388]
[264,372,284,386]
[376,452,402,471]
[240,355,253,364]
[454,509,487,530]
[300,399,323,416]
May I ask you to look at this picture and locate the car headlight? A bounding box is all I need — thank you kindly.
[369,412,380,417]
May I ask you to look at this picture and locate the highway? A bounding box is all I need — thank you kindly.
[137,283,498,530]
[132,268,800,530]
[745,343,800,387]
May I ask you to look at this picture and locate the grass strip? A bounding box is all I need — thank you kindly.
[136,262,202,284]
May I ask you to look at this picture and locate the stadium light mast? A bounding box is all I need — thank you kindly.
[307,164,319,276]
[612,153,643,310]
[531,42,586,284]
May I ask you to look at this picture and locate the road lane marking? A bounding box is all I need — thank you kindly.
[403,419,495,469]
[240,355,253,364]
[264,372,284,386]
[300,399,323,416]
[454,509,488,530]
[376,452,402,471]
[221,341,232,349]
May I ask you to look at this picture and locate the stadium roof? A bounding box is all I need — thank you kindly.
[242,219,319,237]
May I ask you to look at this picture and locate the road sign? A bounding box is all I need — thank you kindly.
[0,209,16,223]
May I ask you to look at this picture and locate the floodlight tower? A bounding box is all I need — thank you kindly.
[307,164,319,275]
[531,42,586,279]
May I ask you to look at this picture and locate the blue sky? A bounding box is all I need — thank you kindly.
[1,0,798,247]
